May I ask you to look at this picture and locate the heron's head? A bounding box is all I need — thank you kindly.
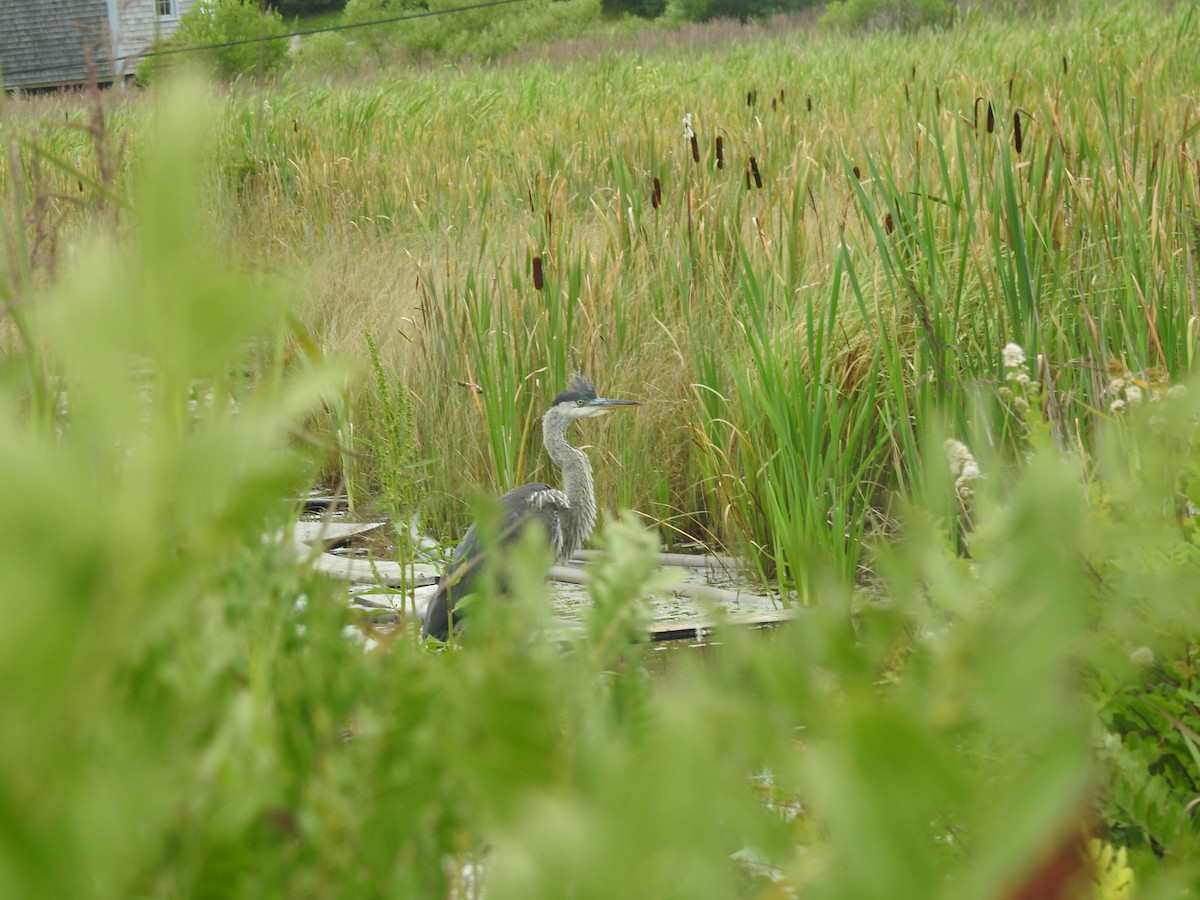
[548,374,641,420]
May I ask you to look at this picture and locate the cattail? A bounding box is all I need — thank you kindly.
[852,165,861,180]
[744,167,751,190]
[772,97,777,111]
[884,211,894,234]
[911,64,916,79]
[750,156,762,189]
[1007,76,1014,98]
[986,101,995,133]
[779,88,785,103]
[690,134,699,163]
[652,177,662,209]
[715,135,724,169]
[747,89,756,107]
[1062,54,1068,75]
[532,256,544,291]
[973,97,980,129]
[903,82,909,103]
[293,118,299,133]
[806,95,812,112]
[1013,111,1023,153]
[935,85,941,107]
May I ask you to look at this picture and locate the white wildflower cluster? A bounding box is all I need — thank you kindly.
[1002,342,1031,388]
[1128,646,1156,667]
[1106,370,1149,414]
[1106,374,1131,413]
[1002,342,1025,369]
[944,439,982,500]
[1104,360,1188,414]
[682,112,694,142]
[999,342,1034,415]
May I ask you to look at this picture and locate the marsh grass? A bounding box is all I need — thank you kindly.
[5,3,1200,584]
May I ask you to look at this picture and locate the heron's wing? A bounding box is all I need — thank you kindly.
[421,482,569,640]
[503,483,570,559]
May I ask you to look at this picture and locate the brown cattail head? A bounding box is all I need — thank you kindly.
[772,97,777,111]
[750,156,762,189]
[806,95,812,112]
[935,86,941,107]
[852,165,861,180]
[1013,111,1023,153]
[716,135,724,169]
[987,101,995,133]
[652,177,662,209]
[747,89,756,107]
[885,211,894,234]
[974,97,981,129]
[532,255,544,291]
[904,82,910,103]
[1062,54,1068,75]
[690,134,699,163]
[779,88,785,103]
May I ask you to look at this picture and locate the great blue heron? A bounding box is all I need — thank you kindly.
[421,375,641,640]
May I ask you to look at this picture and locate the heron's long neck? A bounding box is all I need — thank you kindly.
[543,411,597,554]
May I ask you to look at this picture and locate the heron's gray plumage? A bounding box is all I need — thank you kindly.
[421,375,639,640]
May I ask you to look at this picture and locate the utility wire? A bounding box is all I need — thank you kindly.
[1,0,529,84]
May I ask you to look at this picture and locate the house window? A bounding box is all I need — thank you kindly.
[157,0,176,17]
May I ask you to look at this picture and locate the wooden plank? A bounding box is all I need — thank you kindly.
[569,549,742,571]
[645,609,794,642]
[547,564,589,585]
[305,552,440,587]
[549,565,776,608]
[293,521,385,550]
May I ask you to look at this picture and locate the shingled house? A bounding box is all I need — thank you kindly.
[1,0,198,91]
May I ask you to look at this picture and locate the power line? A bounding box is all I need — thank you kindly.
[1,0,529,85]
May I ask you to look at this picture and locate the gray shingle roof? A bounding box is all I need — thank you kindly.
[1,0,116,90]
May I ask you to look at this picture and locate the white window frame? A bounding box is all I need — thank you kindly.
[156,0,177,19]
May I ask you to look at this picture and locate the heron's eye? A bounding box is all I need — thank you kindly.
[576,399,584,407]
